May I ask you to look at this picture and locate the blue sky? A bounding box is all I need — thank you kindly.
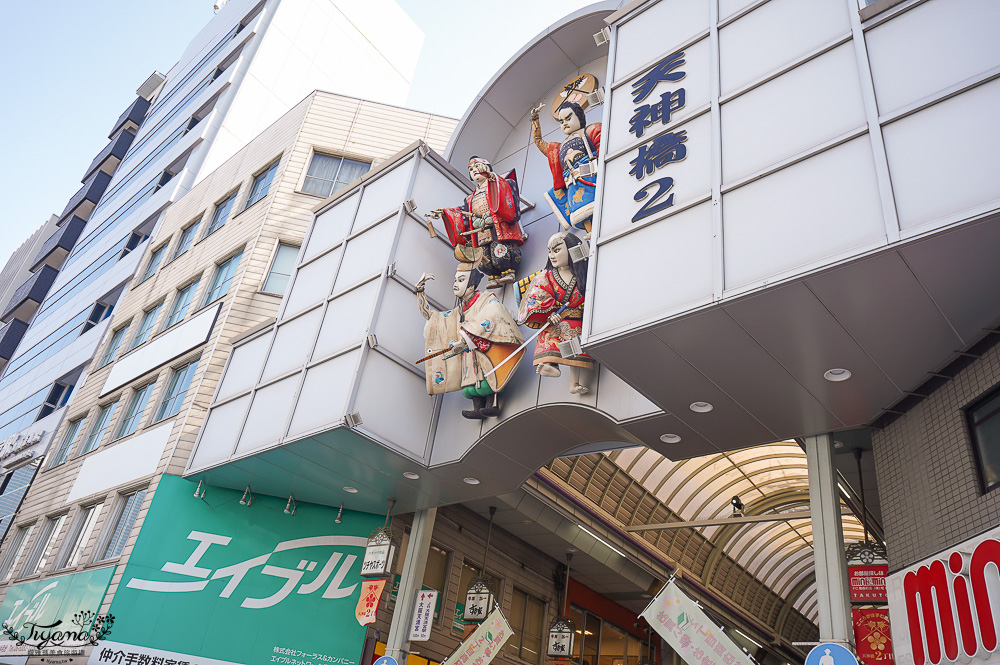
[0,0,599,266]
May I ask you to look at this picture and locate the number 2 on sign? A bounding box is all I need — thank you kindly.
[632,177,674,223]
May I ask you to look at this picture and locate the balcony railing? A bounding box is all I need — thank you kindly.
[0,320,29,364]
[82,128,135,183]
[30,215,86,273]
[58,171,112,226]
[1,265,58,323]
[108,96,150,140]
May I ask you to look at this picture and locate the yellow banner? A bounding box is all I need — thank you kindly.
[447,606,512,665]
[355,580,386,626]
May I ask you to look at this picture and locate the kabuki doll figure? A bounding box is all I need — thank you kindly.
[531,101,601,236]
[426,157,525,288]
[517,232,593,395]
[415,265,524,419]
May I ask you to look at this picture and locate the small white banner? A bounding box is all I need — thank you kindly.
[409,590,438,641]
[640,580,754,665]
[447,606,512,665]
[360,543,392,577]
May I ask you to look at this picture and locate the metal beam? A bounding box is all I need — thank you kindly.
[624,509,851,531]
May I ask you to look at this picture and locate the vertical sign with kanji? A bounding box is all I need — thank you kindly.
[409,590,438,641]
[640,580,754,665]
[853,608,893,663]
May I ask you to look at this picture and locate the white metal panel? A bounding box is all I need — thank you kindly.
[408,159,469,239]
[719,0,850,96]
[592,202,714,336]
[719,0,756,20]
[313,279,380,360]
[428,390,484,466]
[189,395,251,471]
[283,247,340,317]
[102,304,221,396]
[234,375,299,455]
[721,43,866,183]
[215,331,274,401]
[614,0,709,83]
[352,159,414,234]
[723,137,885,290]
[334,219,396,293]
[607,37,711,157]
[354,351,432,457]
[884,78,1000,231]
[600,113,712,239]
[304,192,358,261]
[287,350,359,439]
[392,217,457,311]
[67,423,171,502]
[260,308,323,383]
[866,0,1000,115]
[372,279,426,367]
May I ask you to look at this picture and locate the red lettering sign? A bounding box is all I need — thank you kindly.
[850,565,888,602]
[853,608,893,663]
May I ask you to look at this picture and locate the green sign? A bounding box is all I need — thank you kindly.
[0,567,115,642]
[104,475,381,665]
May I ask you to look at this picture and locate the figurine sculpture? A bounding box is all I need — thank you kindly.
[416,265,524,419]
[531,101,602,236]
[426,157,525,288]
[517,232,593,394]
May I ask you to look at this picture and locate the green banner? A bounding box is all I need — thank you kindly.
[0,566,115,638]
[103,475,381,665]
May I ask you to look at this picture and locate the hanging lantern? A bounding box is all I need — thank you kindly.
[361,525,396,577]
[546,616,575,657]
[463,575,493,621]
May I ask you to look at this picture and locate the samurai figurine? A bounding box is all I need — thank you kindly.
[427,157,525,288]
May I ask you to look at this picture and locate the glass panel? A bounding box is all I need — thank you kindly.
[206,192,238,235]
[99,326,128,367]
[165,279,201,328]
[335,158,370,192]
[131,303,163,349]
[204,252,244,305]
[507,589,527,657]
[570,605,586,660]
[50,418,85,467]
[600,621,627,665]
[262,243,299,294]
[24,515,66,575]
[246,162,279,208]
[115,383,155,439]
[303,154,343,198]
[141,245,166,281]
[156,361,199,421]
[59,505,100,569]
[0,525,33,581]
[80,402,118,455]
[100,489,146,560]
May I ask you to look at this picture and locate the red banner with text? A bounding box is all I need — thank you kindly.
[849,565,888,602]
[853,608,893,663]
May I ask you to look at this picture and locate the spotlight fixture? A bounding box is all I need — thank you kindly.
[660,434,681,444]
[463,477,481,485]
[335,504,344,524]
[343,486,358,494]
[284,495,296,515]
[403,471,420,480]
[689,401,714,413]
[239,487,254,507]
[193,480,205,498]
[824,368,852,382]
[730,495,744,517]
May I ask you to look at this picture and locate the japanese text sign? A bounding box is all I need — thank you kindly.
[641,580,754,665]
[100,475,381,665]
[356,580,386,626]
[852,608,893,663]
[447,606,511,665]
[409,590,437,641]
[849,566,888,602]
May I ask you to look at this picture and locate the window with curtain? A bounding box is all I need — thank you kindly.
[506,588,545,661]
[99,489,147,560]
[245,161,280,209]
[262,243,299,294]
[301,153,370,198]
[57,504,101,569]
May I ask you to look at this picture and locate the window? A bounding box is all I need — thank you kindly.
[99,325,129,367]
[302,154,370,198]
[49,417,85,467]
[130,303,163,349]
[0,525,33,581]
[967,387,1000,492]
[203,251,243,305]
[507,588,544,661]
[80,402,118,455]
[155,360,199,421]
[262,244,298,294]
[568,605,656,665]
[245,161,279,209]
[173,220,200,260]
[114,383,155,439]
[206,192,238,236]
[119,231,149,260]
[165,279,201,328]
[141,245,167,281]
[38,381,74,420]
[81,300,114,335]
[99,489,147,560]
[22,515,66,576]
[58,505,101,569]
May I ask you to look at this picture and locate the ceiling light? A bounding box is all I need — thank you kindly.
[824,368,852,382]
[689,401,713,413]
[343,486,359,494]
[522,520,534,525]
[660,433,681,444]
[579,524,626,557]
[403,471,420,479]
[463,477,480,485]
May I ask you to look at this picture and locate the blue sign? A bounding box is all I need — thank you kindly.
[375,657,398,665]
[805,643,859,665]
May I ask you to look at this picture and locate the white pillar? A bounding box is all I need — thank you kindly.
[805,434,854,645]
[385,508,437,658]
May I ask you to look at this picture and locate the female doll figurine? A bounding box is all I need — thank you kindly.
[531,101,601,236]
[517,232,594,394]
